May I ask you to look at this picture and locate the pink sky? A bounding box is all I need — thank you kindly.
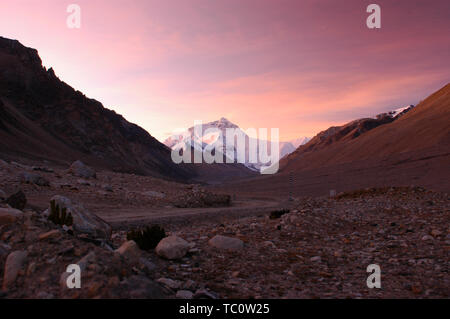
[1,0,449,142]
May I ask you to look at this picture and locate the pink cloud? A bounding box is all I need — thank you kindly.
[0,0,448,141]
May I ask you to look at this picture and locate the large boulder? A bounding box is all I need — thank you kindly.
[5,190,27,210]
[3,250,28,289]
[208,235,244,251]
[0,208,24,225]
[155,236,189,260]
[44,195,111,240]
[69,160,96,179]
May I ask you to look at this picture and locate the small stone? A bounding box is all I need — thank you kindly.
[182,279,197,291]
[3,250,28,289]
[262,241,276,248]
[0,208,24,225]
[157,278,181,290]
[120,275,166,298]
[39,230,62,240]
[69,160,96,179]
[421,235,434,241]
[0,189,6,201]
[115,240,141,262]
[430,229,442,237]
[77,179,91,186]
[188,248,201,254]
[108,276,120,287]
[155,236,189,260]
[208,235,244,251]
[19,172,49,186]
[6,191,27,210]
[87,281,103,298]
[139,258,156,272]
[176,290,194,299]
[310,256,322,262]
[193,289,218,299]
[0,243,10,258]
[36,291,54,299]
[27,262,37,275]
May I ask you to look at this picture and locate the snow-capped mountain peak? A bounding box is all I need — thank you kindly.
[164,118,310,172]
[388,105,415,118]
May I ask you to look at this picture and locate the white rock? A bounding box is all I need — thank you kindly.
[155,236,189,260]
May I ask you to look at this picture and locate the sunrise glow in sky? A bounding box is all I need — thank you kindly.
[1,0,449,142]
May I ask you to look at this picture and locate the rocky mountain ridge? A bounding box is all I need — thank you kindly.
[0,36,193,181]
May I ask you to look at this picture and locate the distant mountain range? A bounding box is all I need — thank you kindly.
[2,36,448,191]
[290,105,415,156]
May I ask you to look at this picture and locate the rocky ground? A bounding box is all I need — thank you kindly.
[163,187,449,298]
[0,159,449,299]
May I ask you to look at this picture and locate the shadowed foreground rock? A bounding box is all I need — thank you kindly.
[3,250,27,289]
[5,191,26,210]
[0,208,24,225]
[43,195,112,240]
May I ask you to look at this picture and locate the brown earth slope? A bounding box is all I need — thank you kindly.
[281,83,450,170]
[212,84,450,197]
[0,36,195,181]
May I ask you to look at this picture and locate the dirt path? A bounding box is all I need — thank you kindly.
[93,199,281,228]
